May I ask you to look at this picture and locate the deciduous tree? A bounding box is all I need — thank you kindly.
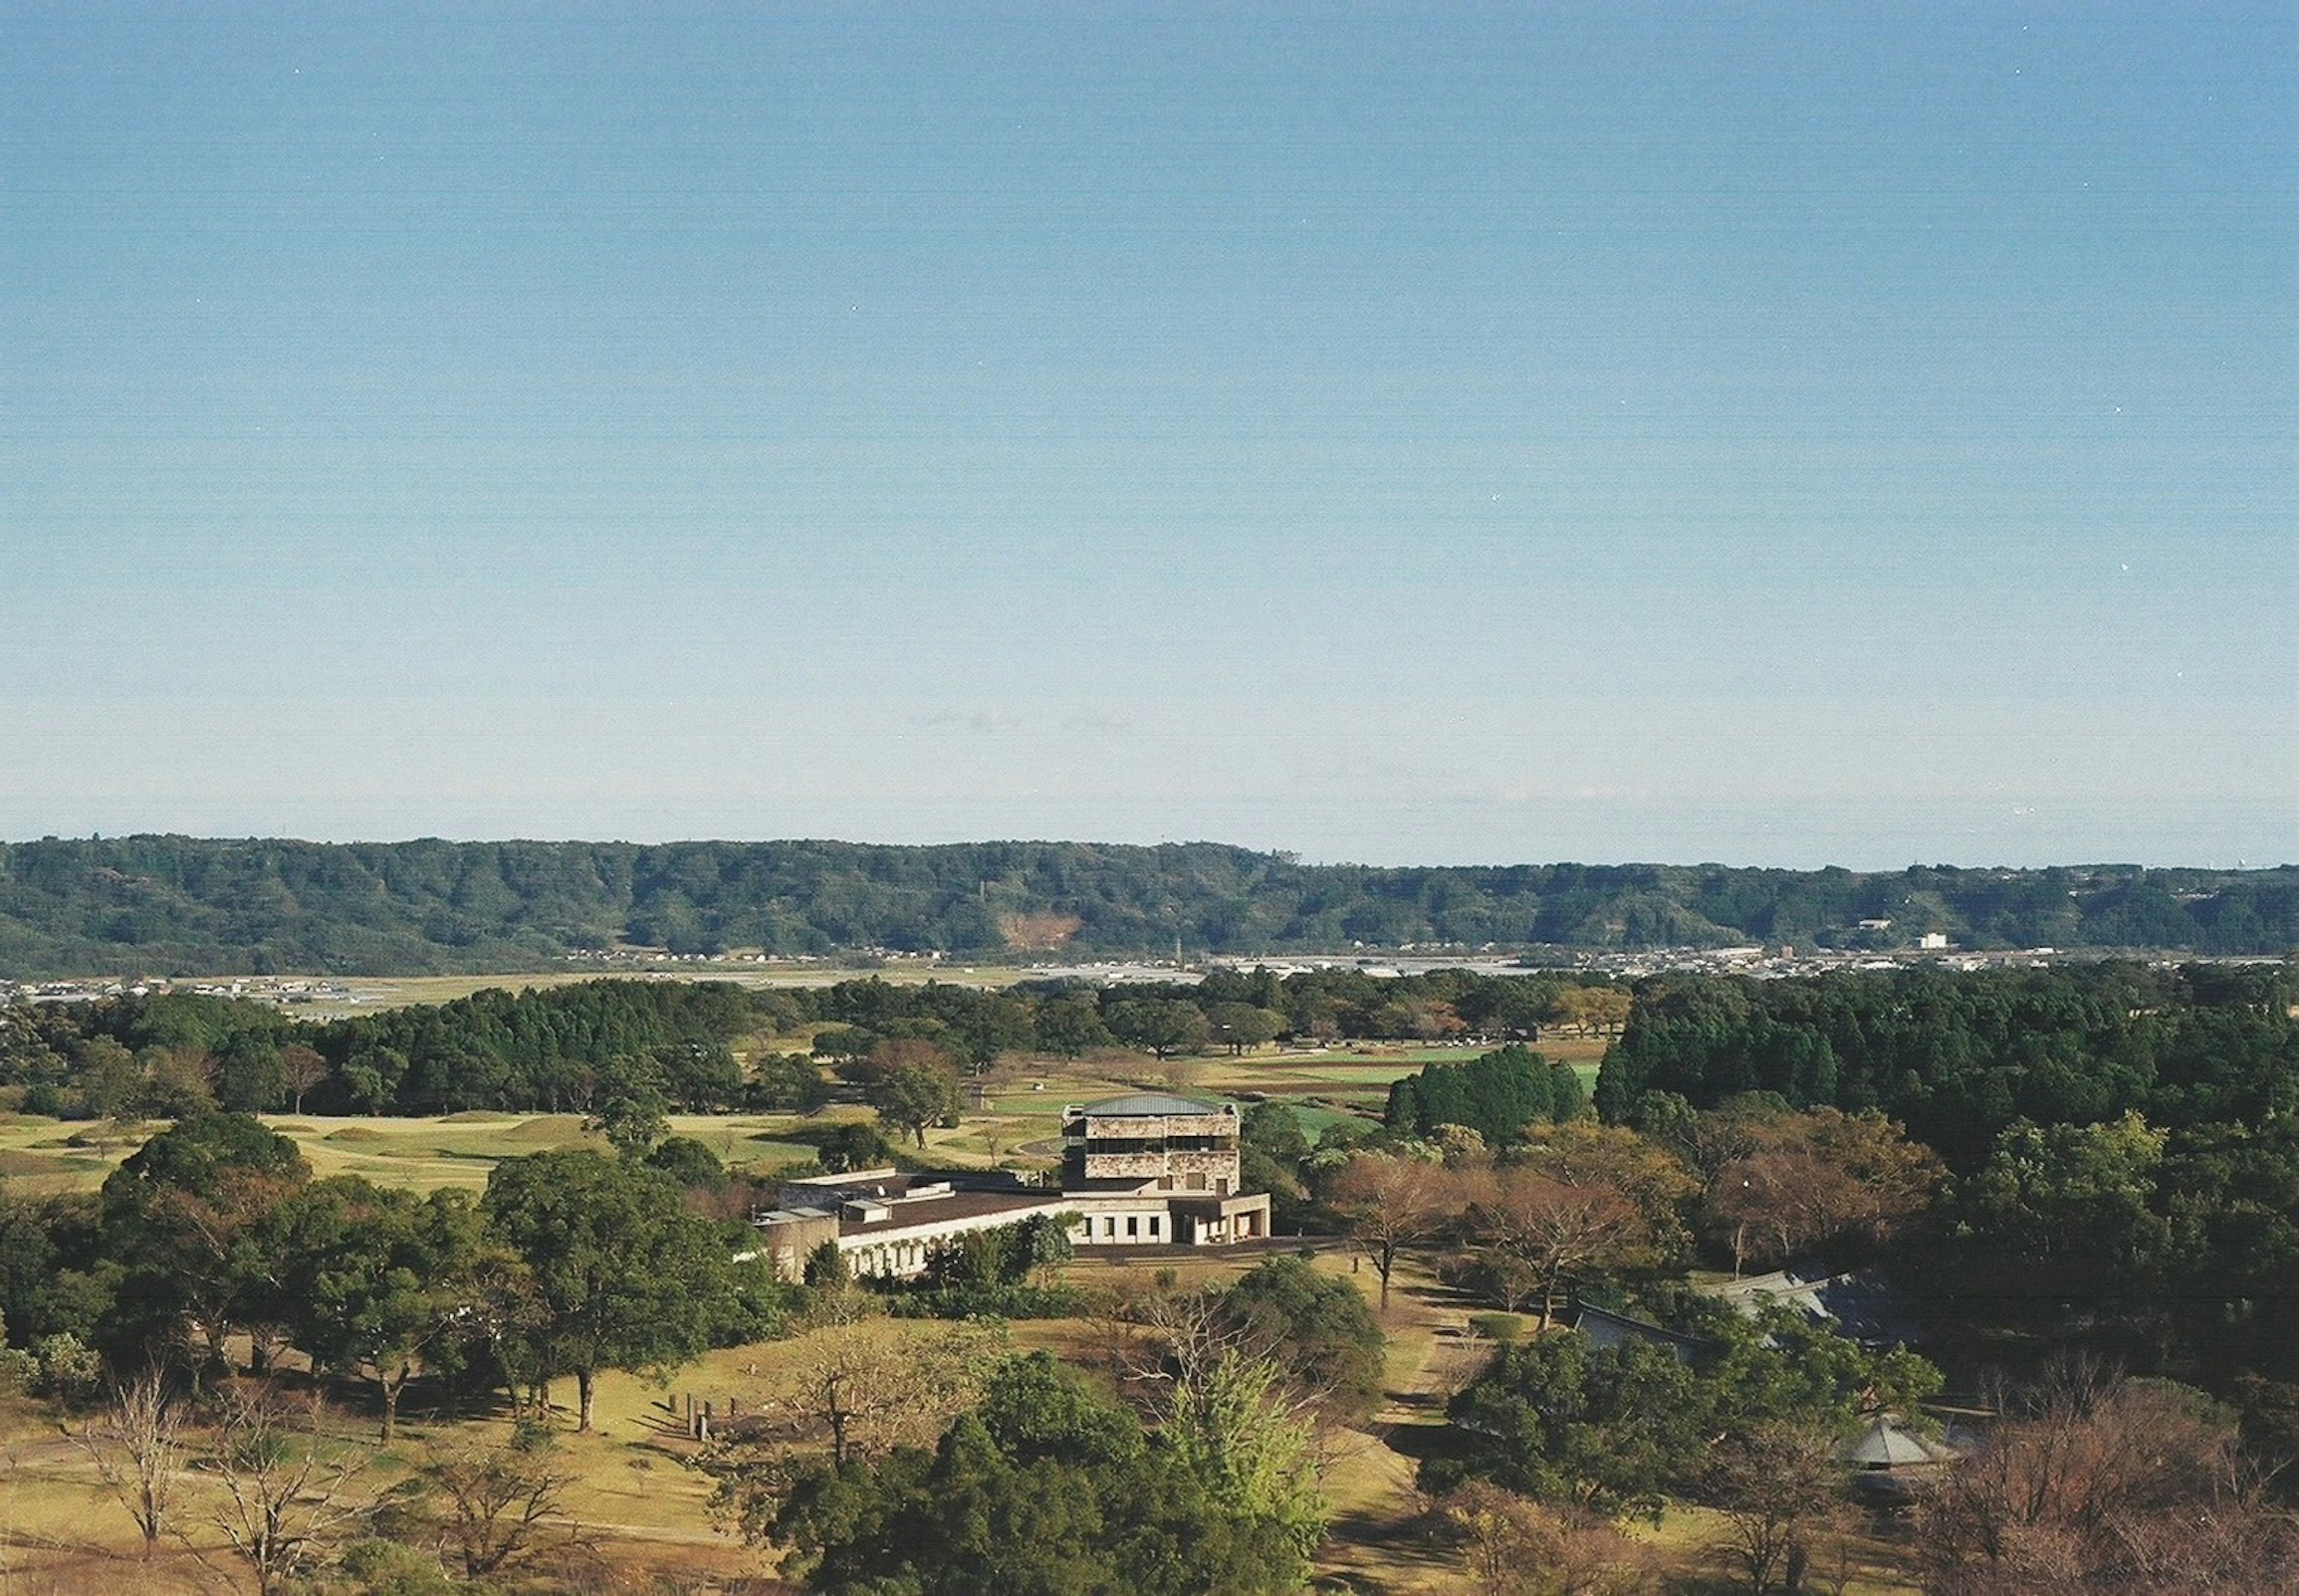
[1469,1166,1647,1329]
[1323,1151,1455,1310]
[205,1384,372,1596]
[78,1371,183,1559]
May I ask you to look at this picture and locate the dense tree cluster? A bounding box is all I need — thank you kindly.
[717,1261,1365,1595]
[1217,1257,1387,1422]
[0,1114,782,1434]
[2,835,2290,976]
[1385,1043,1587,1144]
[1920,1364,2299,1595]
[0,980,751,1119]
[1597,962,2299,1169]
[0,969,1622,1121]
[1424,1306,1940,1519]
[762,1351,1317,1595]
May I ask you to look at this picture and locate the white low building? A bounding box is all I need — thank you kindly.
[750,1093,1274,1282]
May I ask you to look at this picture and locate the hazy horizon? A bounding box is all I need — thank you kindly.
[7,7,2293,868]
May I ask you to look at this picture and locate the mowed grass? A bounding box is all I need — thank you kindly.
[0,1109,863,1195]
[0,1033,1608,1196]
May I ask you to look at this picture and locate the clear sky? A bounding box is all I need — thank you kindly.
[4,4,2293,868]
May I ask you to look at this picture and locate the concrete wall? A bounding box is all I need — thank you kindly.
[753,1212,841,1282]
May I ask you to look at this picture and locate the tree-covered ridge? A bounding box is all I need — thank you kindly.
[1,835,2294,976]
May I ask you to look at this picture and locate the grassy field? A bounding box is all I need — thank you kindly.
[0,1034,1608,1197]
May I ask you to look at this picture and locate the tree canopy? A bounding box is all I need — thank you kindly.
[2,835,2289,976]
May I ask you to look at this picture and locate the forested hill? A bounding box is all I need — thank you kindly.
[0,836,2292,976]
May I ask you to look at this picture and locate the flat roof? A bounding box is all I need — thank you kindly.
[836,1191,1067,1237]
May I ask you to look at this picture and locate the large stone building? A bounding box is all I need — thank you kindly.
[1061,1092,1244,1191]
[750,1093,1272,1283]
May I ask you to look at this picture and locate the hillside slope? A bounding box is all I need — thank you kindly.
[0,836,2291,976]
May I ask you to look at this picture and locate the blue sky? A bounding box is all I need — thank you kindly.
[4,4,2292,867]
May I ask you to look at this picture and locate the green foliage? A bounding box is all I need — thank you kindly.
[752,1049,832,1112]
[1205,1002,1286,1054]
[4,839,2289,978]
[1238,1102,1312,1222]
[98,1112,312,1367]
[975,1351,1141,1465]
[277,1178,489,1437]
[481,1149,768,1428]
[317,979,750,1116]
[1155,1325,1329,1562]
[1386,1045,1582,1145]
[1105,999,1212,1060]
[1951,1112,2173,1298]
[1219,1258,1385,1420]
[586,1064,672,1156]
[885,1283,1088,1320]
[1596,963,2299,1169]
[1241,1102,1309,1165]
[1426,1310,1938,1519]
[331,1537,459,1596]
[869,1061,963,1148]
[644,1134,727,1189]
[768,1355,1313,1594]
[1428,1333,1707,1518]
[1033,994,1112,1057]
[915,1213,1076,1295]
[802,1240,850,1290]
[814,1121,897,1173]
[104,1110,308,1200]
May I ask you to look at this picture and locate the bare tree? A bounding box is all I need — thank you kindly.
[1470,1166,1646,1330]
[1707,1422,1844,1595]
[204,1383,371,1596]
[279,1044,329,1115]
[78,1371,183,1559]
[705,1303,1003,1548]
[417,1429,578,1580]
[752,1301,999,1464]
[1134,1291,1327,1558]
[1324,1151,1455,1310]
[1441,1480,1650,1596]
[1706,1109,1942,1277]
[1921,1362,2299,1595]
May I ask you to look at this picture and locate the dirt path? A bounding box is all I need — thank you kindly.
[1314,1260,1492,1594]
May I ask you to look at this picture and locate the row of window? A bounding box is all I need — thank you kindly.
[1077,1213,1163,1241]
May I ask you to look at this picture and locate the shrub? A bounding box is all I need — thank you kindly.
[885,1284,1088,1320]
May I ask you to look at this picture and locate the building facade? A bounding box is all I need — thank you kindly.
[749,1093,1272,1283]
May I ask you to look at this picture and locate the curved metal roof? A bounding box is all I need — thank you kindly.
[1075,1093,1227,1117]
